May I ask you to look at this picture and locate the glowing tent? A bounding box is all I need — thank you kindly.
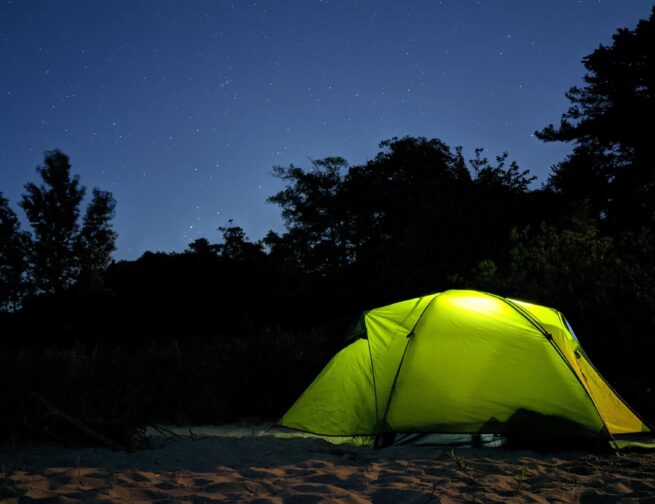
[279,290,650,447]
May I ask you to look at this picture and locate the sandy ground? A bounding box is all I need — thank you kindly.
[1,425,654,503]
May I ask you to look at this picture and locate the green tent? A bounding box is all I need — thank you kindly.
[279,290,650,446]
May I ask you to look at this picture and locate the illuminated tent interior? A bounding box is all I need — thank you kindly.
[279,290,652,449]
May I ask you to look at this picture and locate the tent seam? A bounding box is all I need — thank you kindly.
[557,308,652,433]
[576,345,654,433]
[484,291,618,448]
[366,334,379,428]
[377,294,438,433]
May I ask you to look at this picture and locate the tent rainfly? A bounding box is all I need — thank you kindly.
[279,290,652,449]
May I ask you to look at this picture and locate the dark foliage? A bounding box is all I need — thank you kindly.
[537,7,655,232]
[17,150,117,296]
[20,150,86,294]
[76,188,117,288]
[0,193,29,311]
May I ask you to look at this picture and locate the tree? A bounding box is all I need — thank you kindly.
[267,157,351,273]
[19,150,117,294]
[217,220,264,261]
[265,137,546,304]
[76,189,118,286]
[469,149,536,193]
[537,7,655,230]
[185,237,219,256]
[20,150,85,294]
[0,193,29,310]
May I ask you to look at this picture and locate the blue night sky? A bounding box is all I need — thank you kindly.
[1,0,653,259]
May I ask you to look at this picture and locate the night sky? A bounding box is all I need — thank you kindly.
[2,1,652,260]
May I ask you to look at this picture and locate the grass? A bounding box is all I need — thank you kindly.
[0,326,336,448]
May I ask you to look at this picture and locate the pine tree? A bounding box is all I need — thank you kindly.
[537,7,655,230]
[76,188,117,286]
[19,150,117,294]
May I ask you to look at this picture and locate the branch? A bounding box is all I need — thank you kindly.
[30,392,126,451]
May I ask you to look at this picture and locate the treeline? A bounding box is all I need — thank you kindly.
[1,8,654,446]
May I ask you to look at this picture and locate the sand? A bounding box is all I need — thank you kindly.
[1,424,654,503]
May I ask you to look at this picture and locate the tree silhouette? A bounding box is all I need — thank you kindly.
[76,188,117,287]
[537,7,655,231]
[217,220,264,261]
[469,149,536,193]
[265,136,548,305]
[267,157,350,273]
[19,150,117,294]
[0,193,29,310]
[185,237,219,256]
[20,150,85,294]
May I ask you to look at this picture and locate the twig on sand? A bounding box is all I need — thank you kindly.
[76,455,82,491]
[149,424,182,441]
[29,392,127,451]
[448,448,480,483]
[130,426,149,449]
[514,466,527,495]
[23,418,68,445]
